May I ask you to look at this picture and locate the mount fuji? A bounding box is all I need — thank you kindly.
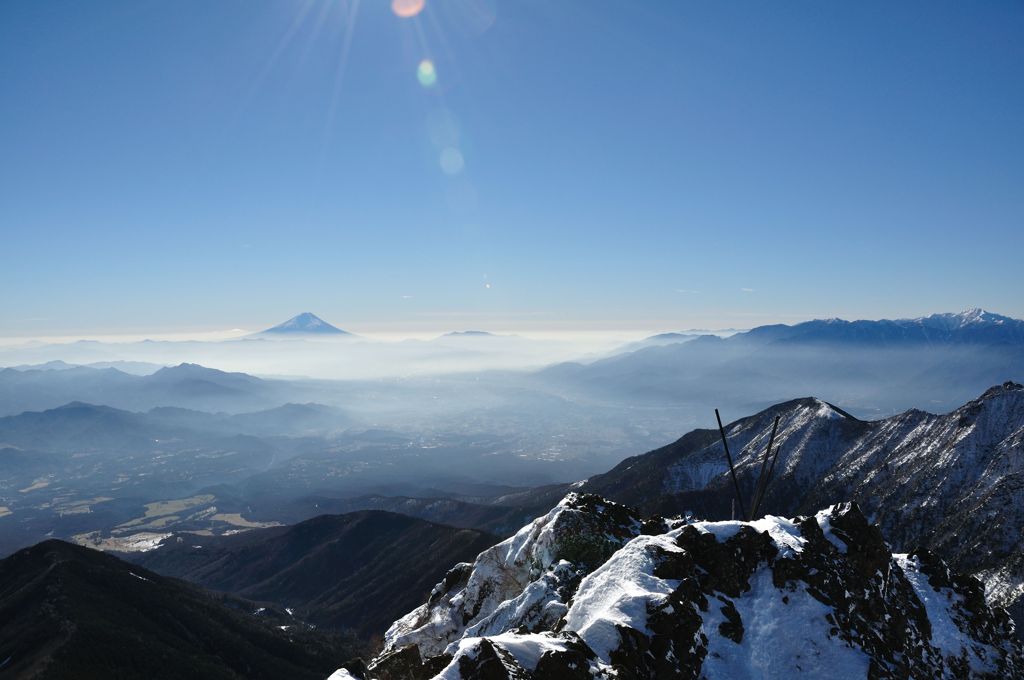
[259,312,351,336]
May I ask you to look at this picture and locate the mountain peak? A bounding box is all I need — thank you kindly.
[917,308,1012,329]
[149,363,263,387]
[154,362,224,377]
[975,380,1024,402]
[261,312,350,335]
[443,330,495,337]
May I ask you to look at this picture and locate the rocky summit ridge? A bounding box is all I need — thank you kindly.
[334,493,1023,680]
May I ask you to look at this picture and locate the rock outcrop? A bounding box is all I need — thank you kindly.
[336,494,1023,679]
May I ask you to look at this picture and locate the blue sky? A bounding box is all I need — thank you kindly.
[2,1,1022,336]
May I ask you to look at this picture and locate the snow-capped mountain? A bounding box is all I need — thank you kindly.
[340,494,1022,679]
[260,312,351,335]
[736,308,1024,347]
[919,308,1016,331]
[538,309,1024,418]
[568,382,1024,638]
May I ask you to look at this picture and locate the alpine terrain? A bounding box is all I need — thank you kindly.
[569,382,1024,630]
[336,494,1023,679]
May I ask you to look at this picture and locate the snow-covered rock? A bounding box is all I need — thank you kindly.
[380,494,655,660]
[336,497,1023,679]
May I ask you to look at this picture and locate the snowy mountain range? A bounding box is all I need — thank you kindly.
[342,494,1022,679]
[734,308,1024,347]
[541,309,1024,417]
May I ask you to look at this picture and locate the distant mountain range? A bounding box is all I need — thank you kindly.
[0,362,287,416]
[540,309,1024,417]
[7,359,163,375]
[0,399,352,452]
[731,308,1024,347]
[626,309,1023,350]
[131,510,497,638]
[0,540,361,679]
[439,330,502,340]
[260,312,351,335]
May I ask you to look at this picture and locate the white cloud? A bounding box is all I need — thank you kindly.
[740,287,755,293]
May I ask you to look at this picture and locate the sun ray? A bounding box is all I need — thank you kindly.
[242,0,319,105]
[424,1,460,69]
[298,0,339,67]
[322,0,362,148]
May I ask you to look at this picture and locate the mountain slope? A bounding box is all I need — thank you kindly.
[349,494,1022,679]
[131,510,497,638]
[0,540,360,680]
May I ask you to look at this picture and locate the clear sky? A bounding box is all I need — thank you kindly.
[2,0,1022,336]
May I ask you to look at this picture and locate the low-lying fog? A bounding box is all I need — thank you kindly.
[0,331,651,380]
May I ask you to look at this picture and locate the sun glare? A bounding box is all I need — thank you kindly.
[417,59,437,87]
[391,0,425,19]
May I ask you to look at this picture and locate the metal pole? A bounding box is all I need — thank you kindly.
[762,423,785,493]
[750,415,780,519]
[716,408,748,521]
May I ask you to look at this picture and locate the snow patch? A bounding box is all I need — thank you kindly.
[564,534,683,662]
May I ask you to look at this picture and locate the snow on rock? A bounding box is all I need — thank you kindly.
[563,533,685,662]
[327,670,360,680]
[380,493,648,661]
[343,497,1023,680]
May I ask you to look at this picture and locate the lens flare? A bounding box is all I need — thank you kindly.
[391,0,425,19]
[439,147,464,175]
[417,59,437,88]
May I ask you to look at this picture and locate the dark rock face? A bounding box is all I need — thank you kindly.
[456,639,530,680]
[369,645,451,680]
[345,497,1023,680]
[532,633,594,680]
